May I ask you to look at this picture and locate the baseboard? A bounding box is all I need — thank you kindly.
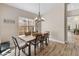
[49,38,65,44]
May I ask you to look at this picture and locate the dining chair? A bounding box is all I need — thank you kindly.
[42,32,49,46]
[12,36,29,56]
[31,35,42,55]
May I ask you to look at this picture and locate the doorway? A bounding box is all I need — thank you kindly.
[66,3,79,46]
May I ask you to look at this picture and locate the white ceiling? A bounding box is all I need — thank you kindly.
[67,3,79,11]
[6,3,57,15]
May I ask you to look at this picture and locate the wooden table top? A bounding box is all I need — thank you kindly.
[18,32,49,42]
[18,35,36,42]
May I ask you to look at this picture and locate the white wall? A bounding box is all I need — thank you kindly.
[0,16,1,44]
[41,3,65,43]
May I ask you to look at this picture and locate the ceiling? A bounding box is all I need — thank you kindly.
[67,3,79,11]
[5,3,57,15]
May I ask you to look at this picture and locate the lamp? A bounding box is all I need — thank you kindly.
[34,3,45,23]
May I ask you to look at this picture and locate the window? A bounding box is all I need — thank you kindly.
[18,17,35,35]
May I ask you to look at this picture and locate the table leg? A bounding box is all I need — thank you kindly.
[34,44,36,56]
[45,38,48,46]
[28,42,31,56]
[15,46,16,56]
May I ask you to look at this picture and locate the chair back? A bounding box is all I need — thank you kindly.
[34,35,42,43]
[36,35,42,40]
[12,36,20,49]
[43,33,49,40]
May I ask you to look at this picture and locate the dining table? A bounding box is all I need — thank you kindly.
[18,32,49,56]
[18,35,36,56]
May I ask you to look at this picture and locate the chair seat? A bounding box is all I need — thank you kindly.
[31,40,40,45]
[19,43,29,50]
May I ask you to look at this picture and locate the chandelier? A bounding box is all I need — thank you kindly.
[34,3,45,23]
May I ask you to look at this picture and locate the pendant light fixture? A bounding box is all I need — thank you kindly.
[34,3,45,23]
